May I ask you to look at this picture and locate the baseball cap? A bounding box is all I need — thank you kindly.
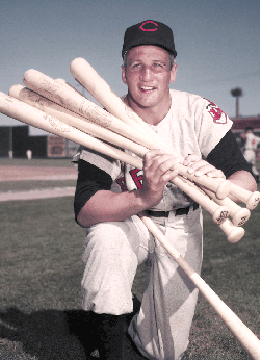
[122,20,177,58]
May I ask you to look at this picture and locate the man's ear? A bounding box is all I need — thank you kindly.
[169,63,178,83]
[122,66,127,84]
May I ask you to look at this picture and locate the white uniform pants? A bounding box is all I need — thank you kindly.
[81,207,203,360]
[243,149,259,176]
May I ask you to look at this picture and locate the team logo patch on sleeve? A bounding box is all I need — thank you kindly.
[205,99,228,124]
[115,168,143,191]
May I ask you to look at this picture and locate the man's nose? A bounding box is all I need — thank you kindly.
[140,65,153,81]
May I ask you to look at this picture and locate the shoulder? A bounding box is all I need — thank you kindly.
[169,88,230,125]
[72,146,123,180]
[169,88,212,114]
[169,88,222,108]
[169,88,207,103]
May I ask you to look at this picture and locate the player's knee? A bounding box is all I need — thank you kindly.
[83,223,131,262]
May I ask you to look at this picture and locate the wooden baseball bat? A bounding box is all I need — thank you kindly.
[21,70,231,200]
[33,79,256,221]
[229,183,260,210]
[169,176,229,225]
[140,215,260,359]
[178,177,249,232]
[0,87,254,350]
[8,84,231,225]
[10,84,228,203]
[181,176,250,227]
[201,186,251,227]
[70,57,260,209]
[0,91,252,352]
[0,91,232,234]
[0,93,244,242]
[10,84,231,203]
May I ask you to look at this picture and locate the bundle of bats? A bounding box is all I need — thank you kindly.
[0,58,260,358]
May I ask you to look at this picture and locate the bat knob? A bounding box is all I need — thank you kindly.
[215,180,231,200]
[231,208,251,227]
[226,226,245,243]
[212,206,229,225]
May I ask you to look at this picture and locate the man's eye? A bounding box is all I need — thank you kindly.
[153,63,164,68]
[132,63,141,68]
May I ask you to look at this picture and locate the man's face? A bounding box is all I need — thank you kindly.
[122,45,177,109]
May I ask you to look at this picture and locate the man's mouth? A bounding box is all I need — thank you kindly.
[140,86,155,93]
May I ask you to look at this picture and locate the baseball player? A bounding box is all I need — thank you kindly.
[240,126,260,182]
[73,20,256,360]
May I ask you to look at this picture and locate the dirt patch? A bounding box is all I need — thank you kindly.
[0,187,76,202]
[0,165,77,182]
[0,165,78,201]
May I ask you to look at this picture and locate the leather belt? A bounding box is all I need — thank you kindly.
[146,202,199,217]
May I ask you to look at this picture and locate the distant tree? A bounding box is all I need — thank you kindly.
[230,87,243,118]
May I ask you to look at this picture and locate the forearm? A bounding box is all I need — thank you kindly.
[77,189,151,228]
[228,170,257,203]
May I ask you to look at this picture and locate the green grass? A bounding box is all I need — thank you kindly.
[0,158,73,167]
[0,180,77,192]
[0,197,87,360]
[0,157,77,192]
[0,163,259,359]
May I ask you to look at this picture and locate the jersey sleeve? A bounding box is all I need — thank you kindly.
[206,130,253,178]
[73,145,123,180]
[74,159,113,226]
[73,146,122,226]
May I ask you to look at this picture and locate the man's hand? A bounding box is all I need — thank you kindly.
[183,154,226,179]
[138,151,225,209]
[138,150,180,208]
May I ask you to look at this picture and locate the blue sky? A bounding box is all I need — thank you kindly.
[0,0,259,135]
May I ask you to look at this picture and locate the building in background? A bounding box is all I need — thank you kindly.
[0,125,78,159]
[47,135,78,158]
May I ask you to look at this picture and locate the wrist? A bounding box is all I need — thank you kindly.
[134,188,162,210]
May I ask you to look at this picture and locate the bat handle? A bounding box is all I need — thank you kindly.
[201,186,251,227]
[214,179,232,199]
[191,273,260,360]
[230,183,260,210]
[172,176,229,225]
[173,163,231,200]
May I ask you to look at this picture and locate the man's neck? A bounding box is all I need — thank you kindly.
[124,93,172,126]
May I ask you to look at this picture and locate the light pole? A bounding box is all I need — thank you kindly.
[230,87,243,118]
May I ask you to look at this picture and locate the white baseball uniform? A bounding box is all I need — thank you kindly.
[243,132,260,177]
[73,89,239,359]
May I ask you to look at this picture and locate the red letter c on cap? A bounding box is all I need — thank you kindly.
[139,21,158,31]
